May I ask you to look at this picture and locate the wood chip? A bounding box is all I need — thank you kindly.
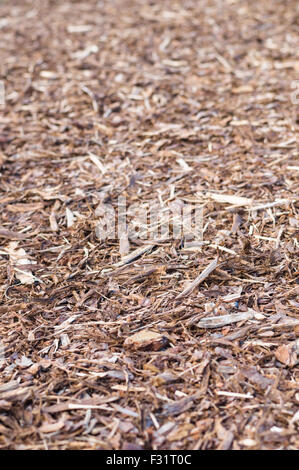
[197,311,254,329]
[6,241,36,284]
[124,330,169,351]
[39,421,65,434]
[275,341,299,367]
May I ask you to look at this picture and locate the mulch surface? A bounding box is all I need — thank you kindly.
[0,0,298,450]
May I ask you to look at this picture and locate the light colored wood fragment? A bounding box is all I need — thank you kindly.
[197,311,254,329]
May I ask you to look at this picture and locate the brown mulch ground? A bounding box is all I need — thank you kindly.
[0,0,298,450]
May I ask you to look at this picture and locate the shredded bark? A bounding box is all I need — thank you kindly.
[0,0,298,450]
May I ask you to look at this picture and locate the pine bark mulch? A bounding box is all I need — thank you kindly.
[0,0,298,450]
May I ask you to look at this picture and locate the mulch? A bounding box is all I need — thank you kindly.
[0,0,298,450]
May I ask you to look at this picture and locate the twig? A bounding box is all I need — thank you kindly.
[176,256,218,299]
